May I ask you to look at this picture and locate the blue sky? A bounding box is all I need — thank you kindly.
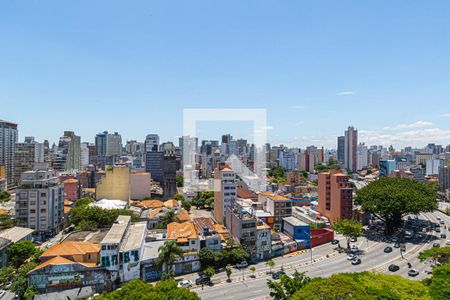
[1,1,450,148]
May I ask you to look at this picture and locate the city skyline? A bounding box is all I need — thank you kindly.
[1,1,450,147]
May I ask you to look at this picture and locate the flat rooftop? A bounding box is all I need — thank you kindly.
[283,216,309,227]
[101,215,131,244]
[120,222,147,252]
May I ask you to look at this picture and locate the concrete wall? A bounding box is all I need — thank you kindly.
[96,166,130,201]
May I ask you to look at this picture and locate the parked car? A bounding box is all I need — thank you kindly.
[331,239,339,245]
[350,246,359,254]
[440,220,445,225]
[350,237,357,242]
[394,242,400,248]
[435,228,441,233]
[195,275,211,285]
[272,271,286,279]
[236,260,248,269]
[446,240,450,245]
[384,246,393,253]
[347,254,355,260]
[177,280,193,288]
[440,233,447,239]
[408,269,419,277]
[437,217,441,221]
[351,258,361,265]
[433,243,440,248]
[388,264,400,272]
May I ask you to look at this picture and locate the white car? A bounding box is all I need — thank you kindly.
[446,240,450,246]
[177,280,193,288]
[236,260,248,268]
[347,254,355,260]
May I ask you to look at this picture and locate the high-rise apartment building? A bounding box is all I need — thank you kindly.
[145,134,160,152]
[214,164,237,224]
[337,136,345,165]
[317,169,353,224]
[95,131,122,157]
[356,143,368,171]
[344,126,358,172]
[438,165,450,192]
[13,137,45,184]
[15,168,64,240]
[56,131,81,171]
[0,120,18,186]
[80,142,90,168]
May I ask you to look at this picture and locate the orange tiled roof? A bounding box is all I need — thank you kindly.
[164,199,179,209]
[41,241,100,258]
[176,209,190,222]
[30,256,97,273]
[167,222,198,241]
[64,206,72,214]
[270,195,289,201]
[63,178,78,184]
[192,217,215,234]
[135,200,164,209]
[148,207,164,218]
[260,191,273,196]
[0,209,8,215]
[64,200,73,206]
[213,224,230,241]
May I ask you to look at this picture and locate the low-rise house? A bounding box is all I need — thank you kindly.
[166,221,201,274]
[282,216,311,249]
[28,241,106,295]
[0,226,34,267]
[256,221,271,260]
[192,217,221,251]
[119,222,147,282]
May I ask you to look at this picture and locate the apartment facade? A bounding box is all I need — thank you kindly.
[317,169,353,224]
[225,205,257,258]
[15,168,64,240]
[96,166,130,201]
[0,120,18,186]
[214,166,237,224]
[344,126,358,171]
[265,195,292,228]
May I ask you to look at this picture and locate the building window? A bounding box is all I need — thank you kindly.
[124,252,130,263]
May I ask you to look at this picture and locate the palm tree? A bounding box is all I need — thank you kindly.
[225,264,233,282]
[157,210,178,228]
[157,240,183,276]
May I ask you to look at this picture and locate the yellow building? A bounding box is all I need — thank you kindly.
[96,166,130,201]
[0,165,5,179]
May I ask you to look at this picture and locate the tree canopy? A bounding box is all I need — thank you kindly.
[333,219,363,249]
[292,272,431,300]
[0,190,11,203]
[192,191,214,209]
[267,270,311,300]
[419,246,450,265]
[95,279,200,300]
[423,263,450,300]
[6,240,40,268]
[355,177,437,234]
[157,240,183,276]
[70,199,138,230]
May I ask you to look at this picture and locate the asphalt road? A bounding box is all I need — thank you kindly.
[190,210,450,300]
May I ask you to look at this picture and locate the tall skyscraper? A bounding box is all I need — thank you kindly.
[95,132,108,156]
[356,143,368,171]
[337,136,345,165]
[344,126,358,172]
[80,142,90,168]
[0,120,18,186]
[145,134,159,152]
[95,131,122,157]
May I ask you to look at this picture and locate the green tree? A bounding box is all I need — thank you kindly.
[292,272,431,300]
[249,266,256,278]
[157,210,178,229]
[0,214,16,229]
[266,259,275,273]
[173,193,185,201]
[181,200,191,212]
[199,247,215,268]
[419,246,450,265]
[424,263,450,300]
[10,261,39,298]
[0,190,11,202]
[96,279,200,300]
[267,270,311,300]
[355,177,437,234]
[74,197,95,207]
[203,266,215,278]
[6,240,39,268]
[176,175,184,187]
[225,264,233,282]
[333,219,363,249]
[0,266,15,286]
[157,240,183,275]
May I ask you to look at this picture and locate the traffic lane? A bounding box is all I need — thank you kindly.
[197,275,270,300]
